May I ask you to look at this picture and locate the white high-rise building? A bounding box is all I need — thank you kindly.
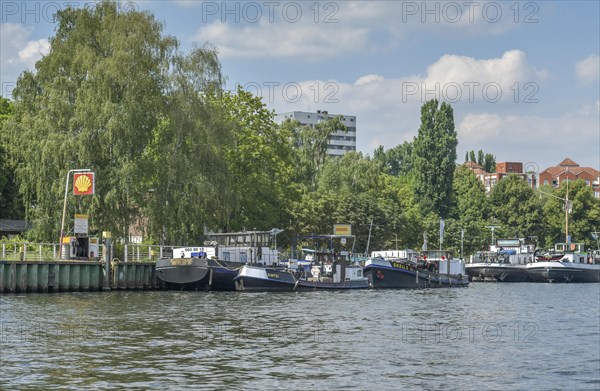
[275,110,357,157]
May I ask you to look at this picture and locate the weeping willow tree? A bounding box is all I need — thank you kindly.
[5,1,232,244]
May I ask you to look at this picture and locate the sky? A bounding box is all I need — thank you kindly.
[1,0,599,172]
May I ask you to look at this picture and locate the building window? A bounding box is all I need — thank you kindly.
[544,180,548,186]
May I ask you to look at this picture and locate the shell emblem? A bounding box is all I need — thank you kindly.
[73,173,95,195]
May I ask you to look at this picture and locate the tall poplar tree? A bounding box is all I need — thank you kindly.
[412,99,457,219]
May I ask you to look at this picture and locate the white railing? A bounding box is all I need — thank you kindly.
[123,244,177,262]
[0,242,103,262]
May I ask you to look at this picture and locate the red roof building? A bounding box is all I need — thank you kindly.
[464,161,534,192]
[539,159,600,197]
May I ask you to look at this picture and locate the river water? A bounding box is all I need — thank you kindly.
[1,284,599,390]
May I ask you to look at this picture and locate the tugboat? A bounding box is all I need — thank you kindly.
[233,233,368,291]
[526,243,600,282]
[465,238,535,282]
[364,249,469,289]
[156,229,283,290]
[156,247,213,290]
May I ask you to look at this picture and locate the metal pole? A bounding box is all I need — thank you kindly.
[461,229,464,260]
[365,219,373,256]
[565,170,569,243]
[485,225,501,246]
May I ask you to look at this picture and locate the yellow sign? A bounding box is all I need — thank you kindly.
[334,224,352,236]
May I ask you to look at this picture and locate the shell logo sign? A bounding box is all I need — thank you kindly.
[73,173,95,195]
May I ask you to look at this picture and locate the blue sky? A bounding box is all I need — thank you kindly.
[1,1,599,171]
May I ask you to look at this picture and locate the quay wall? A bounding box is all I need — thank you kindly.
[0,261,163,293]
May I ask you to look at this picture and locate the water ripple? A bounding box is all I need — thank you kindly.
[1,284,599,389]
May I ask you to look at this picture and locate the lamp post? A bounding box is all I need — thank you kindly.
[59,168,91,258]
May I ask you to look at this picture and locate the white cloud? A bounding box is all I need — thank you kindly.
[355,74,385,86]
[195,21,368,60]
[0,23,49,94]
[250,50,599,168]
[261,50,547,115]
[192,1,520,60]
[456,108,600,169]
[457,113,503,142]
[18,39,50,68]
[575,54,599,84]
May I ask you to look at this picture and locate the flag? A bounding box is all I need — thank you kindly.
[439,219,445,244]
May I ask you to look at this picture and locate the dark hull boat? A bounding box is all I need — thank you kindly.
[526,261,600,283]
[233,265,369,292]
[465,264,530,282]
[526,244,600,283]
[155,230,283,291]
[156,258,245,290]
[465,240,535,282]
[156,257,210,290]
[363,258,469,289]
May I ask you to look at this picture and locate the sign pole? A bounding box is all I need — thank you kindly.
[59,168,91,259]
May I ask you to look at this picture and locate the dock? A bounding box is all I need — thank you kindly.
[0,242,167,293]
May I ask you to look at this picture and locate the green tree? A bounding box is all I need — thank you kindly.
[541,179,600,249]
[216,88,297,231]
[286,116,347,191]
[373,141,413,176]
[0,97,23,219]
[465,149,495,172]
[483,153,496,173]
[4,1,226,243]
[412,99,457,219]
[446,165,489,255]
[489,174,543,240]
[477,150,485,166]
